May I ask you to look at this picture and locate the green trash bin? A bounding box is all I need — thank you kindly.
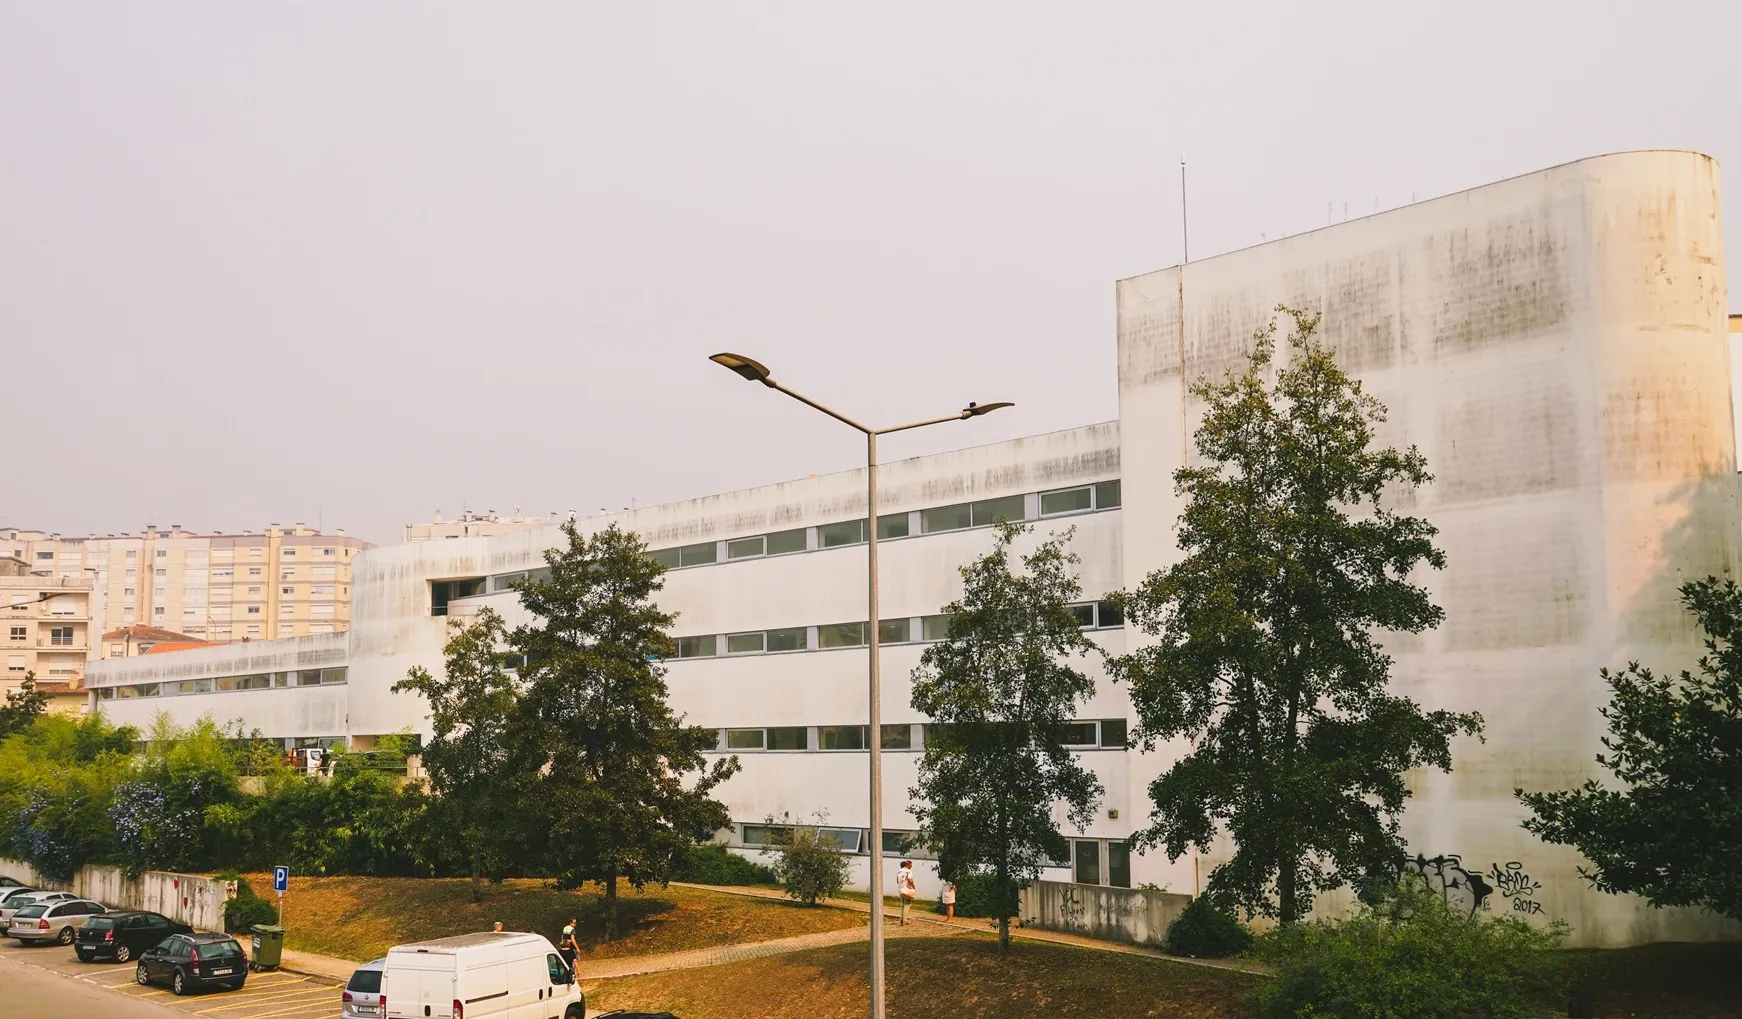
[250,924,284,971]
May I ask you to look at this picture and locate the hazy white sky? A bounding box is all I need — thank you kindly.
[4,1,1738,545]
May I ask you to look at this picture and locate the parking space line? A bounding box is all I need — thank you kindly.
[243,999,343,1019]
[193,985,331,1010]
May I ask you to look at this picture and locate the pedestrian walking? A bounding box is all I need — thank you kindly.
[896,860,918,926]
[941,880,957,922]
[558,916,577,970]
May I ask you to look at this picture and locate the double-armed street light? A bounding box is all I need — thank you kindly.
[708,352,1011,1019]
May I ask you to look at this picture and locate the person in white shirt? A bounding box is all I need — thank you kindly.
[941,880,957,922]
[896,860,918,925]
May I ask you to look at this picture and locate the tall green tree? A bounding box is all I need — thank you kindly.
[1110,308,1483,925]
[0,672,50,739]
[1519,576,1742,921]
[910,523,1103,953]
[394,607,529,901]
[512,521,740,940]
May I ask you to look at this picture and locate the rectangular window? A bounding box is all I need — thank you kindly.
[1099,718,1128,748]
[766,627,807,652]
[247,606,261,614]
[283,548,296,557]
[155,550,166,559]
[767,726,808,751]
[726,632,765,654]
[5,655,23,671]
[678,542,717,568]
[742,824,790,846]
[248,567,261,577]
[648,548,680,569]
[1069,603,1097,628]
[818,622,865,648]
[125,550,137,559]
[431,578,485,616]
[1040,486,1093,516]
[920,503,972,534]
[321,668,348,684]
[725,728,765,750]
[676,635,717,658]
[819,828,863,853]
[818,520,864,548]
[297,670,322,686]
[880,724,913,750]
[281,569,295,581]
[1059,721,1100,747]
[108,643,123,655]
[971,495,1026,527]
[1095,480,1122,509]
[281,586,295,596]
[50,626,74,645]
[766,528,807,555]
[1108,842,1131,888]
[313,566,337,579]
[212,569,234,580]
[7,627,22,640]
[154,569,166,578]
[246,624,260,635]
[1097,600,1124,628]
[877,513,909,540]
[192,678,213,694]
[215,675,242,692]
[319,548,336,556]
[248,587,261,595]
[1075,840,1102,885]
[882,830,914,854]
[818,725,866,750]
[249,549,262,558]
[726,536,765,560]
[878,618,910,644]
[921,614,952,641]
[35,550,53,560]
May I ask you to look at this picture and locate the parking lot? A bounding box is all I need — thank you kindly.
[0,934,344,1019]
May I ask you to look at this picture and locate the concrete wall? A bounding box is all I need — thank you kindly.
[1116,149,1739,946]
[0,858,233,931]
[1019,880,1192,946]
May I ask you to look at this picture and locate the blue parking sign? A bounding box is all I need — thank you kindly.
[273,866,289,893]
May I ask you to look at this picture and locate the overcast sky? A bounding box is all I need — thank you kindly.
[3,2,1738,545]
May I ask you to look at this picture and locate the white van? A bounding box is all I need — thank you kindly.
[383,932,584,1019]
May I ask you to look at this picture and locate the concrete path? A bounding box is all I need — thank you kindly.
[579,915,959,980]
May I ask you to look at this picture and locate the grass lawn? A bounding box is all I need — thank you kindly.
[245,873,865,964]
[1561,941,1742,1018]
[585,934,1260,1019]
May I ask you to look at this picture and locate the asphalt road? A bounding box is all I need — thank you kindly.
[0,933,343,1018]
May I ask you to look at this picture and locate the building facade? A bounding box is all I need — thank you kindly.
[82,151,1740,948]
[403,510,562,543]
[2,556,95,711]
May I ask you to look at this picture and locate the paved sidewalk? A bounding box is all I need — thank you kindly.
[580,916,958,980]
[278,946,362,982]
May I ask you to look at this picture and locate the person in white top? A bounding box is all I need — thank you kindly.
[896,860,918,926]
[941,880,957,922]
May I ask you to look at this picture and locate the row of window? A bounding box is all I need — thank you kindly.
[728,824,1132,887]
[95,667,348,700]
[711,718,1129,753]
[647,480,1121,571]
[671,601,1123,659]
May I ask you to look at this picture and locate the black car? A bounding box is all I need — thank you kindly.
[76,910,193,963]
[135,932,248,995]
[0,875,24,890]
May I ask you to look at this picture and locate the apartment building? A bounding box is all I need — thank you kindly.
[0,523,374,652]
[2,555,95,712]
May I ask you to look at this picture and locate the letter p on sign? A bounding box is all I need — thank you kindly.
[273,866,288,894]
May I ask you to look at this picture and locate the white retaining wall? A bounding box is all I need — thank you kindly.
[0,858,233,932]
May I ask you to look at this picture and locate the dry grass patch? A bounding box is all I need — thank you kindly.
[246,874,864,963]
[1560,941,1742,1018]
[586,933,1259,1019]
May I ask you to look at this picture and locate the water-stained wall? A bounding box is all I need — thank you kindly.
[1116,150,1738,946]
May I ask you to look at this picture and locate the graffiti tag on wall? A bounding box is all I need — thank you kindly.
[1488,861,1544,915]
[1400,854,1493,918]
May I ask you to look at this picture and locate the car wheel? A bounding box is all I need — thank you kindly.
[76,950,90,962]
[172,970,188,996]
[565,1006,585,1019]
[57,926,74,945]
[225,980,244,991]
[135,962,150,986]
[115,944,132,963]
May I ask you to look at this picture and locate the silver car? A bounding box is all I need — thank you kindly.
[9,899,106,945]
[0,890,76,927]
[341,958,385,1018]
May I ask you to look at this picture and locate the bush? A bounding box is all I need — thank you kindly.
[671,843,776,886]
[1252,884,1568,1019]
[937,872,1010,918]
[1163,896,1253,957]
[766,827,850,906]
[221,876,280,933]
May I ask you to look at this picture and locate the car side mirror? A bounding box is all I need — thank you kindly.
[564,969,575,985]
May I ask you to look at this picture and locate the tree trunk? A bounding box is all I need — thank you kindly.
[470,849,482,904]
[605,873,618,942]
[996,857,1011,954]
[1278,676,1303,926]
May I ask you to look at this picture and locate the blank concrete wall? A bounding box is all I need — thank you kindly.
[0,857,232,931]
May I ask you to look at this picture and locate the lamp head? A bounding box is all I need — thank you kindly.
[961,400,1014,419]
[709,352,774,386]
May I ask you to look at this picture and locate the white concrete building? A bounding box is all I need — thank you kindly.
[84,151,1740,947]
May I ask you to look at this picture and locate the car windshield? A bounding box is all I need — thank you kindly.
[14,905,46,918]
[197,941,243,959]
[85,916,115,929]
[347,969,383,993]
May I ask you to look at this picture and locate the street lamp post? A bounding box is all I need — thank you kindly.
[709,352,1010,1019]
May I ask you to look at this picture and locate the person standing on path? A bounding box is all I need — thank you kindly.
[558,917,577,971]
[896,860,918,926]
[941,880,957,922]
